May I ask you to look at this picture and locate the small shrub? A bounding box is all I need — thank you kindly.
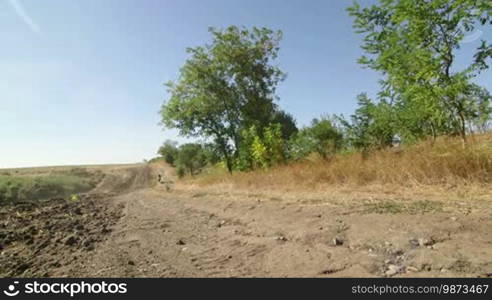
[176,166,186,178]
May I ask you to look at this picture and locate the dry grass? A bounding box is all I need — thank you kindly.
[186,134,492,197]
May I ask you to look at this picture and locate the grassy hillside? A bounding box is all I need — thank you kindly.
[189,134,492,194]
[0,168,103,204]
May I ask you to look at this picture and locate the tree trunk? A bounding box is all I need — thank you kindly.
[224,153,233,174]
[430,121,437,146]
[458,111,467,148]
[218,140,233,174]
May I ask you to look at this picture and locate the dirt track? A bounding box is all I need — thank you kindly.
[2,164,491,277]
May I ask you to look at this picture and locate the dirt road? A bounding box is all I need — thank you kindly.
[2,164,491,277]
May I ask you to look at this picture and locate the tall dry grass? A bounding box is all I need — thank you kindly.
[191,134,492,193]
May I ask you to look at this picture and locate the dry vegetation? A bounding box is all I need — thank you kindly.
[186,134,492,200]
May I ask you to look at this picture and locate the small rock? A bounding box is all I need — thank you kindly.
[406,266,419,273]
[275,236,288,242]
[418,238,429,247]
[385,264,401,276]
[82,238,94,247]
[51,261,61,268]
[176,239,186,245]
[17,263,30,272]
[332,237,344,246]
[391,249,404,256]
[128,260,135,266]
[64,235,78,246]
[217,220,226,228]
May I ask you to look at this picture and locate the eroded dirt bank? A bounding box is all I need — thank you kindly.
[1,164,491,277]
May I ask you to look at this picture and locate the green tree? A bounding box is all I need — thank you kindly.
[237,123,287,170]
[201,143,223,165]
[271,110,298,140]
[160,26,285,173]
[348,0,492,145]
[157,140,179,166]
[463,84,492,134]
[289,116,343,160]
[340,94,395,150]
[175,143,207,176]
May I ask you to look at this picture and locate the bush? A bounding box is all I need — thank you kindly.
[288,117,343,160]
[237,123,287,170]
[157,140,179,166]
[175,143,207,176]
[193,134,492,190]
[176,166,186,178]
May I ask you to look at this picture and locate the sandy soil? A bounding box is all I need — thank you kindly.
[1,164,491,277]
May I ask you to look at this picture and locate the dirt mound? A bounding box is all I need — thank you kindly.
[93,164,155,195]
[0,194,123,277]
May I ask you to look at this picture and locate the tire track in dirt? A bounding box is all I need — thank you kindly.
[36,163,491,278]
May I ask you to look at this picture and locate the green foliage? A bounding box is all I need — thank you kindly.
[340,94,395,149]
[289,117,344,160]
[464,84,492,133]
[158,6,492,176]
[347,0,492,144]
[157,140,179,166]
[309,117,344,158]
[271,110,298,140]
[201,143,223,165]
[237,123,287,170]
[176,165,186,178]
[175,143,207,176]
[160,25,286,173]
[156,140,224,177]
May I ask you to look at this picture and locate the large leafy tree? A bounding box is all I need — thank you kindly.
[160,26,286,173]
[348,0,492,145]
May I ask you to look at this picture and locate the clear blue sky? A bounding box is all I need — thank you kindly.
[1,0,490,168]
